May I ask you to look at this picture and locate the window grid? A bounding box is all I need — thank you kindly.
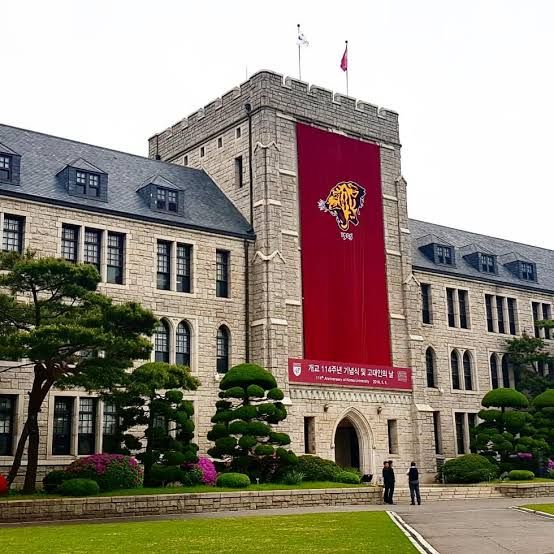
[421,283,432,324]
[0,395,15,456]
[502,355,511,388]
[463,351,473,390]
[176,321,191,366]
[84,228,101,271]
[451,350,461,390]
[425,347,436,388]
[481,254,495,273]
[446,288,456,327]
[61,225,79,262]
[52,397,73,455]
[485,295,494,332]
[176,244,192,293]
[216,326,229,373]
[107,232,124,284]
[490,354,499,389]
[0,155,11,181]
[507,298,517,335]
[458,290,469,329]
[157,241,171,290]
[154,321,170,363]
[216,250,229,298]
[103,402,118,436]
[521,262,535,281]
[76,171,100,197]
[2,215,24,253]
[437,245,453,265]
[542,304,552,340]
[455,412,466,455]
[78,398,96,455]
[496,296,506,334]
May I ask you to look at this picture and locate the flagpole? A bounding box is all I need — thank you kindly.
[345,40,349,96]
[297,24,302,80]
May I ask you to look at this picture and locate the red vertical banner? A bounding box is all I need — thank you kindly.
[296,123,391,366]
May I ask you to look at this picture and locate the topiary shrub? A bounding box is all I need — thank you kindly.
[216,472,251,488]
[296,455,342,482]
[508,469,535,481]
[65,454,143,491]
[59,478,100,497]
[280,470,305,485]
[482,388,529,411]
[180,467,203,486]
[208,363,295,482]
[533,389,554,410]
[443,454,498,484]
[42,470,69,493]
[149,464,185,486]
[335,471,361,484]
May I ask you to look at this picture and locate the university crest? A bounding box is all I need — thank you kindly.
[318,181,366,235]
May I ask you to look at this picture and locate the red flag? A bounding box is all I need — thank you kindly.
[340,44,348,72]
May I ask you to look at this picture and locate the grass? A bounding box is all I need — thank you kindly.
[2,481,368,502]
[0,511,416,553]
[522,504,554,515]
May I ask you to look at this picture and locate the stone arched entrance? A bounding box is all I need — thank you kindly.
[334,418,360,469]
[331,408,374,476]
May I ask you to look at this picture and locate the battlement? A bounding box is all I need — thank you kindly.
[149,70,400,161]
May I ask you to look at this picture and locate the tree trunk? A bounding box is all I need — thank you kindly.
[23,414,40,493]
[7,420,30,486]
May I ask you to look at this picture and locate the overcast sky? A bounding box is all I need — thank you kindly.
[3,1,553,248]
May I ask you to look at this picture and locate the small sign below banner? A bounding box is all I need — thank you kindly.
[288,358,412,391]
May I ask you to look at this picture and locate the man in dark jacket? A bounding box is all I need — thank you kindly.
[406,461,421,505]
[382,461,395,504]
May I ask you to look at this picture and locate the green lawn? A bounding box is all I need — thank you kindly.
[3,481,368,501]
[522,504,554,514]
[0,511,415,553]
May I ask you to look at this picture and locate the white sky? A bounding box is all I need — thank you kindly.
[3,1,553,249]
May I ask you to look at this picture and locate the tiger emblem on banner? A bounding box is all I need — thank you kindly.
[318,181,366,233]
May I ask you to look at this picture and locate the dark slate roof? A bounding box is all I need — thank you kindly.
[409,219,554,294]
[0,124,253,239]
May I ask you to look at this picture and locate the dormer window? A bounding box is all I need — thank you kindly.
[521,262,535,281]
[76,171,100,198]
[0,155,11,181]
[156,187,178,212]
[437,245,453,265]
[480,254,496,273]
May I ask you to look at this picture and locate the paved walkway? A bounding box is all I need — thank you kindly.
[2,496,554,553]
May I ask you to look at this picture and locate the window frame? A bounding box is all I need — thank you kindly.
[155,186,179,213]
[387,419,399,455]
[75,170,101,198]
[156,240,172,290]
[425,347,437,388]
[176,320,191,367]
[61,224,79,263]
[0,395,16,456]
[216,325,230,374]
[154,320,171,363]
[83,227,102,272]
[2,214,24,253]
[436,244,454,266]
[176,243,192,293]
[421,283,432,325]
[0,154,12,181]
[216,249,230,298]
[52,397,74,456]
[106,232,125,285]
[490,353,499,389]
[78,397,97,455]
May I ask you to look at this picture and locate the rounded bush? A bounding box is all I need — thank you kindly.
[224,386,246,399]
[228,420,249,435]
[276,448,298,465]
[165,390,183,403]
[215,400,232,410]
[65,454,142,491]
[280,470,305,485]
[215,436,238,454]
[257,404,277,417]
[482,388,529,409]
[165,451,187,466]
[443,454,498,484]
[254,444,275,456]
[335,471,361,484]
[533,389,554,410]
[211,410,234,423]
[478,409,502,422]
[267,387,284,401]
[232,405,258,421]
[246,384,265,398]
[269,432,291,445]
[42,470,69,493]
[149,464,185,486]
[238,435,257,449]
[296,455,342,482]
[504,411,528,433]
[216,472,251,488]
[59,478,100,497]
[247,421,271,436]
[207,423,228,441]
[180,468,203,486]
[220,364,277,391]
[508,469,535,481]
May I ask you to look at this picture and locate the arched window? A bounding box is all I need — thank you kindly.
[463,351,473,390]
[502,354,511,388]
[154,319,170,363]
[425,347,436,388]
[176,321,191,367]
[451,350,461,390]
[216,326,230,374]
[490,354,499,389]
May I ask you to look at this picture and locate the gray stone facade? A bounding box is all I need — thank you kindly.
[1,70,552,485]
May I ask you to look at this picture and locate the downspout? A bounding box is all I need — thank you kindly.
[244,102,254,363]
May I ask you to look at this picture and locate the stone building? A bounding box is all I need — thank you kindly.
[0,70,552,483]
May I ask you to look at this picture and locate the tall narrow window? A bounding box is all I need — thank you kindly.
[0,395,15,456]
[102,402,119,454]
[84,228,101,272]
[216,250,229,298]
[496,296,506,334]
[157,241,171,290]
[485,295,494,332]
[387,420,399,454]
[432,411,442,455]
[468,413,477,429]
[542,304,552,340]
[78,398,96,455]
[490,354,499,389]
[507,298,517,335]
[176,321,191,366]
[52,397,73,455]
[455,412,466,454]
[304,416,316,454]
[421,283,432,324]
[234,156,244,188]
[451,350,461,390]
[216,325,230,373]
[463,351,473,390]
[107,232,124,284]
[502,355,511,388]
[425,347,436,388]
[176,243,192,293]
[446,288,456,327]
[458,290,469,329]
[532,302,541,338]
[61,224,79,262]
[154,320,170,363]
[2,215,24,253]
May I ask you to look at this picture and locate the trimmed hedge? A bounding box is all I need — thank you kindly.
[216,472,251,488]
[335,471,361,484]
[482,388,529,409]
[508,469,535,481]
[296,455,342,482]
[59,478,100,497]
[220,364,277,391]
[443,454,498,484]
[42,470,69,493]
